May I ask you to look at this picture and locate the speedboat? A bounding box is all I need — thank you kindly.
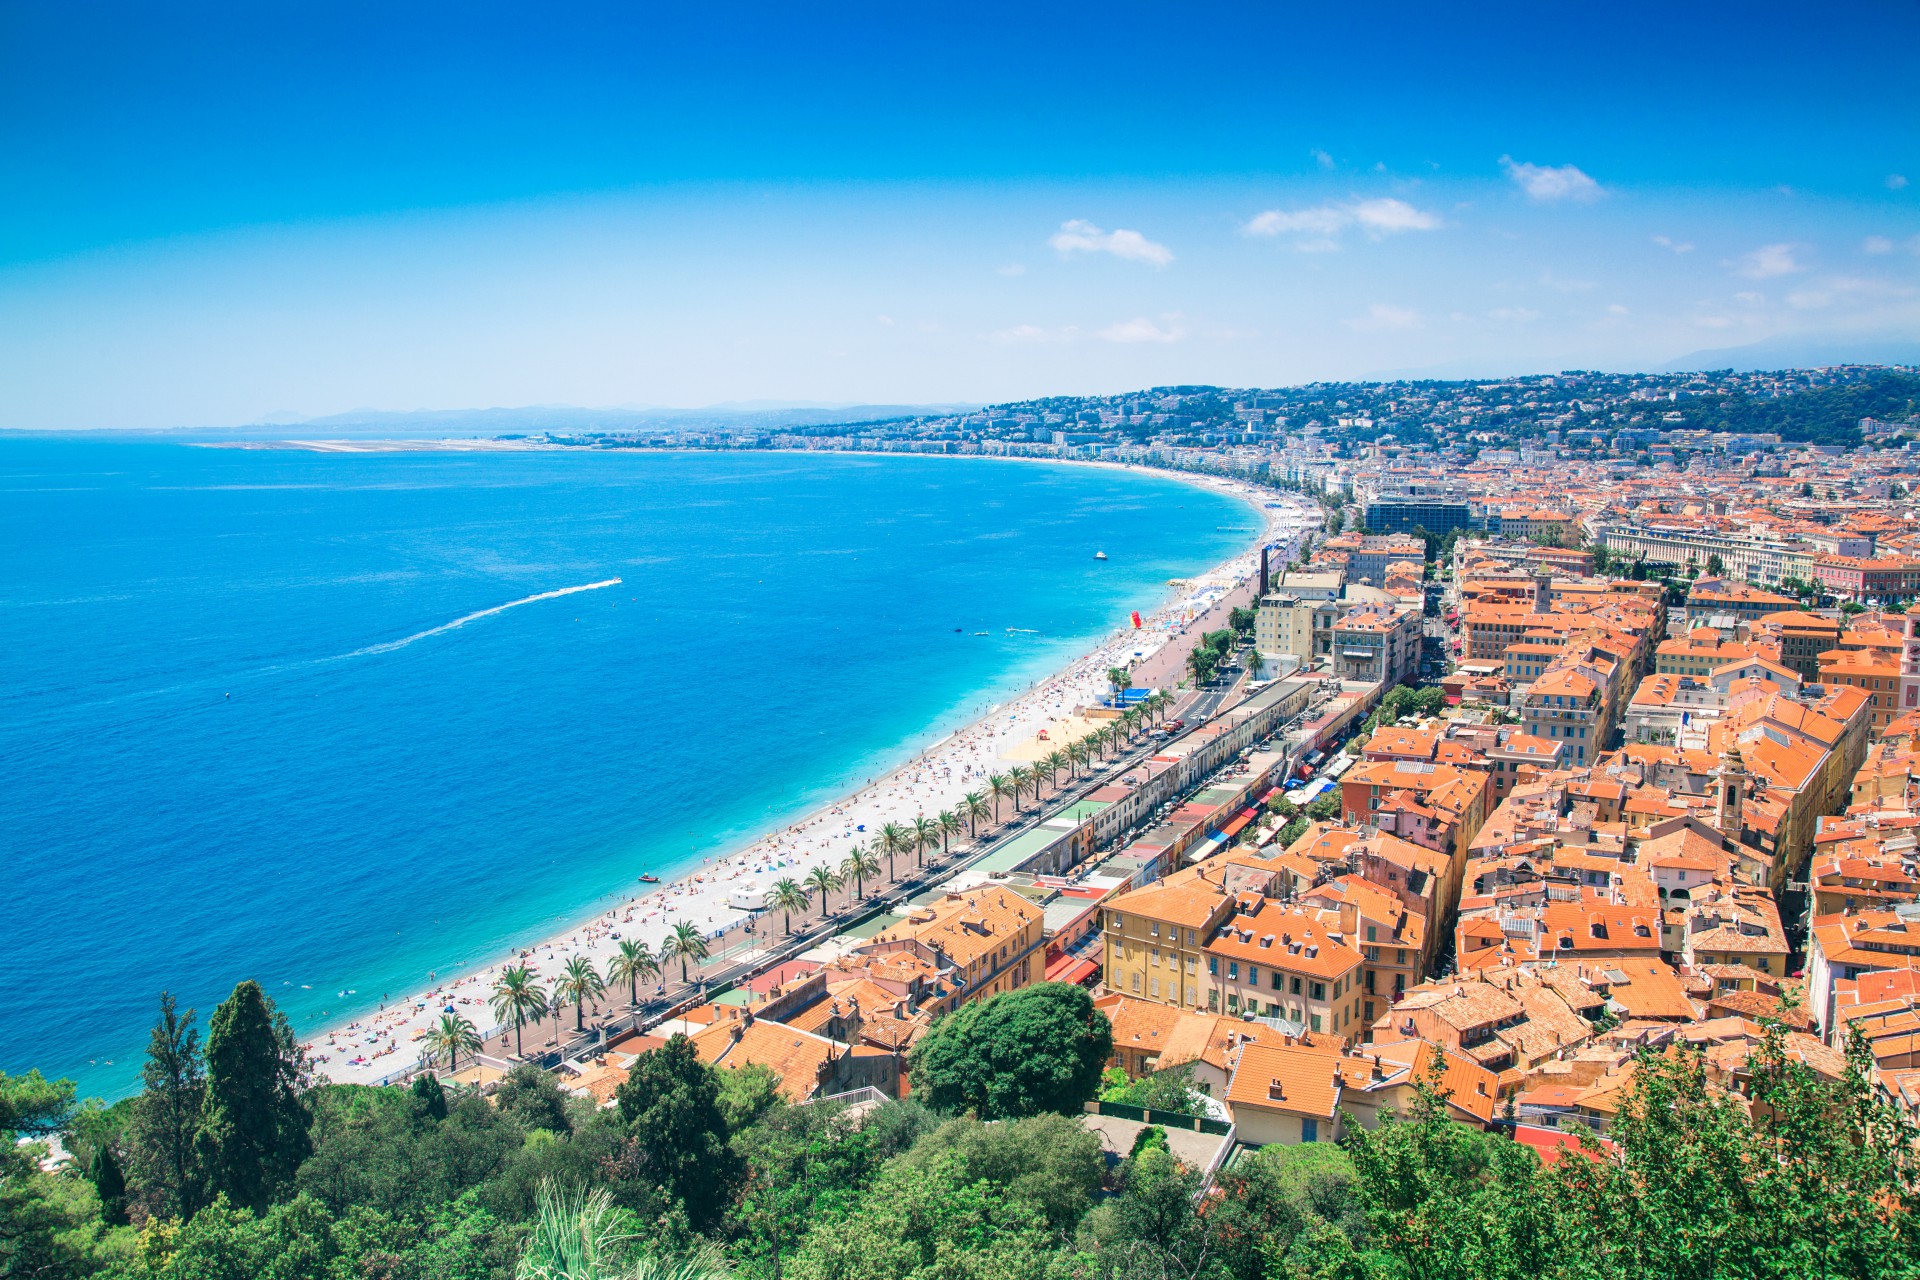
[639,873,659,883]
[1094,551,1108,560]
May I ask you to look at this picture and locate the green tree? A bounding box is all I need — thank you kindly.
[936,808,964,858]
[87,1138,129,1226]
[985,776,1012,825]
[662,920,710,985]
[1107,666,1132,704]
[195,979,313,1213]
[900,1113,1103,1231]
[906,983,1112,1119]
[557,956,607,1034]
[805,864,843,914]
[609,938,661,1010]
[839,845,881,902]
[491,964,551,1059]
[1706,552,1725,577]
[128,990,207,1220]
[770,877,809,936]
[423,1012,483,1074]
[961,790,992,836]
[1098,1063,1209,1116]
[785,1154,1061,1280]
[409,1070,449,1121]
[878,822,912,879]
[612,1036,742,1233]
[496,1062,575,1135]
[910,814,940,867]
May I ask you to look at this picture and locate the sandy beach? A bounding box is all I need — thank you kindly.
[308,466,1301,1084]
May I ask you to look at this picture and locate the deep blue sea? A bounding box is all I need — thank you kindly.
[0,440,1252,1099]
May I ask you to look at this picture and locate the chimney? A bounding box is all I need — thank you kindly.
[1371,1055,1385,1082]
[1260,544,1272,596]
[1268,1077,1286,1100]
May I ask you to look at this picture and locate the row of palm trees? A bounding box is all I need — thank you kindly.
[419,691,1180,1079]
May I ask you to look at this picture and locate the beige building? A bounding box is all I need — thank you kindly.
[860,885,1044,1012]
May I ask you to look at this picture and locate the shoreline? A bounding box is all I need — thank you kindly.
[301,458,1293,1085]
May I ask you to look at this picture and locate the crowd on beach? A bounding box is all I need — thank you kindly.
[308,477,1279,1084]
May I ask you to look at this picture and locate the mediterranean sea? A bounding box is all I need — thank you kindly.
[0,440,1254,1098]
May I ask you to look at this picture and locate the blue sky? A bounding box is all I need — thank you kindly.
[2,1,1916,428]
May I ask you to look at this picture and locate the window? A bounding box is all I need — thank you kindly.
[1149,978,1160,998]
[1131,973,1141,993]
[1247,965,1259,985]
[1186,930,1196,946]
[1150,948,1160,966]
[1271,971,1284,991]
[1150,922,1160,937]
[1291,976,1303,995]
[1366,924,1377,942]
[1208,957,1218,976]
[1310,1013,1323,1033]
[1227,962,1239,981]
[1310,981,1326,1001]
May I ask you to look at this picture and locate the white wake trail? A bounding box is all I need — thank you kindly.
[346,578,624,657]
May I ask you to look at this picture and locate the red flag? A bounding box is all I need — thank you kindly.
[1130,611,1143,629]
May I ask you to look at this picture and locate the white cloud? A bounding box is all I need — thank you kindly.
[1098,315,1185,344]
[1607,304,1630,315]
[1243,197,1439,249]
[1347,303,1422,332]
[1245,206,1349,237]
[1488,307,1541,323]
[1732,243,1802,279]
[996,263,1027,277]
[1865,236,1896,254]
[876,314,895,327]
[1353,198,1441,233]
[1890,174,1910,190]
[1047,219,1172,267]
[1500,156,1603,202]
[1310,148,1335,170]
[1652,235,1695,254]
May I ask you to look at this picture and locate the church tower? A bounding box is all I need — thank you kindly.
[1714,743,1746,839]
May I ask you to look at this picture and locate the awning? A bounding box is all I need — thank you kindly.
[1046,956,1100,986]
[1217,810,1256,840]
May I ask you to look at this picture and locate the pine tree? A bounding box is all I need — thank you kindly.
[410,1071,448,1121]
[90,1141,128,1226]
[194,980,311,1212]
[127,991,207,1220]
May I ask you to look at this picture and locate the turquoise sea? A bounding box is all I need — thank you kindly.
[0,441,1254,1098]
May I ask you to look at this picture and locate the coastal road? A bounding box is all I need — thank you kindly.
[474,689,1257,1072]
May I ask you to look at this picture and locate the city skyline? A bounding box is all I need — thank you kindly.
[2,1,1916,429]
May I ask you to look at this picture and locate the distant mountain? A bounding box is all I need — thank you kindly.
[1658,333,1920,373]
[268,402,981,438]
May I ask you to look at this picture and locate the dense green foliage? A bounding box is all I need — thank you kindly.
[11,982,1920,1280]
[1675,370,1920,447]
[906,983,1113,1119]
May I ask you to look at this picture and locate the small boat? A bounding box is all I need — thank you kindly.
[973,631,988,636]
[1094,551,1108,560]
[639,873,659,883]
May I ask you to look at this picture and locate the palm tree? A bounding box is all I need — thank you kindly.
[770,877,809,935]
[1187,646,1214,687]
[804,864,842,914]
[518,1178,729,1280]
[1009,765,1035,811]
[986,774,1012,822]
[962,790,992,836]
[878,822,910,880]
[937,809,963,857]
[1069,739,1092,777]
[556,955,605,1034]
[911,814,939,867]
[489,964,549,1060]
[661,920,709,985]
[607,939,660,1010]
[840,845,880,900]
[423,1012,481,1075]
[1122,707,1143,740]
[1043,749,1069,790]
[1106,665,1132,706]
